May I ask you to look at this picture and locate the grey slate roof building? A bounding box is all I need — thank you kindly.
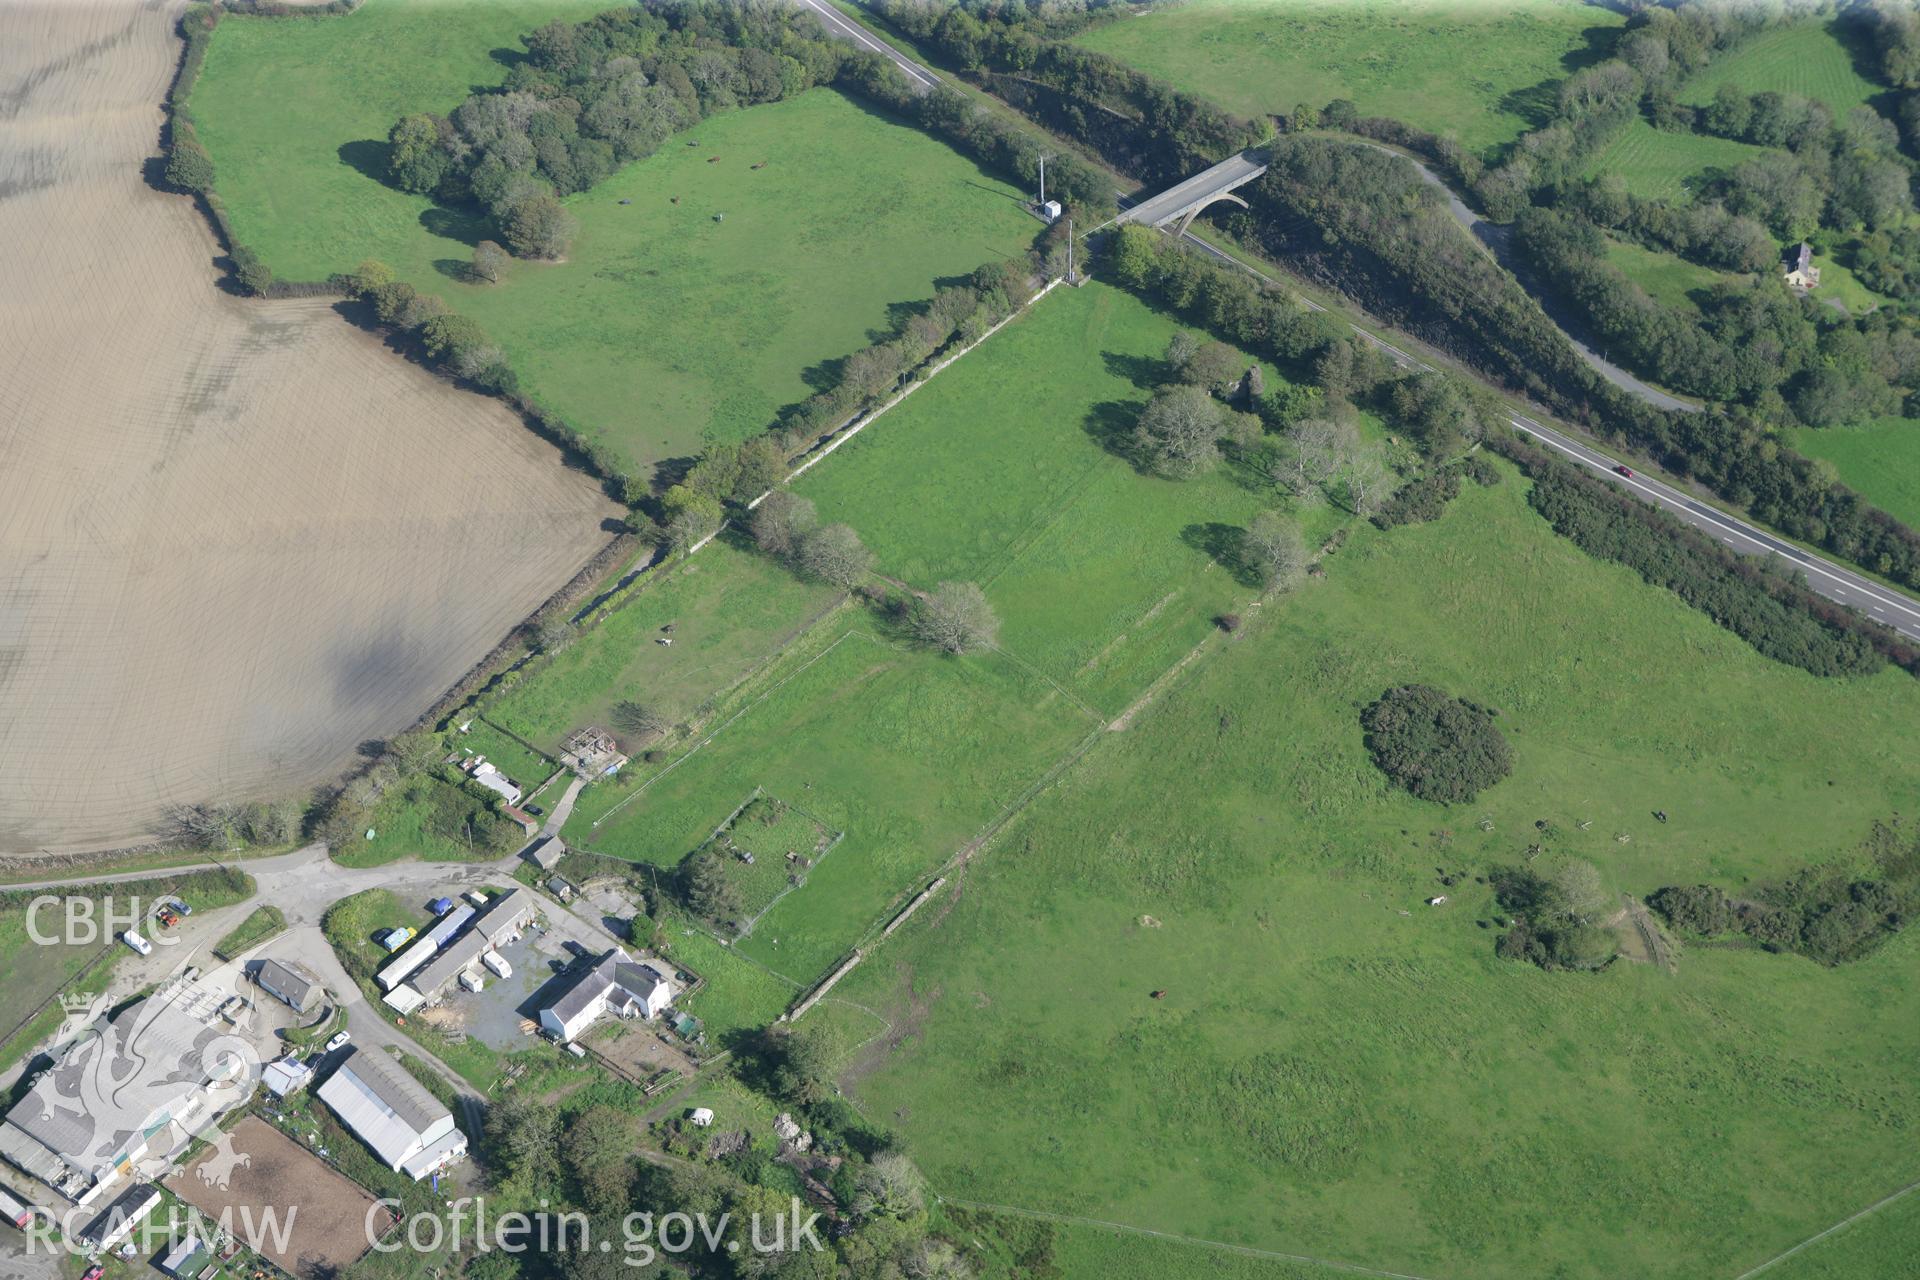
[539,953,674,1042]
[253,958,322,1014]
[524,835,566,871]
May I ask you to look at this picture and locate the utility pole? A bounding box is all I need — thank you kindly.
[1037,152,1053,209]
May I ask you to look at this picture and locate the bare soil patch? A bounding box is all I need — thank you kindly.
[0,2,617,853]
[168,1115,384,1280]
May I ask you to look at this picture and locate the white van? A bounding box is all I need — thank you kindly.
[121,929,153,957]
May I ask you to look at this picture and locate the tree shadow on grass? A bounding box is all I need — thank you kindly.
[1181,521,1263,588]
[1101,350,1170,390]
[1495,80,1563,134]
[1082,398,1141,462]
[338,139,390,184]
[433,258,478,284]
[421,204,492,249]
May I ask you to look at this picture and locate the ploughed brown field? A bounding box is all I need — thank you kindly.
[169,1115,383,1279]
[0,2,619,854]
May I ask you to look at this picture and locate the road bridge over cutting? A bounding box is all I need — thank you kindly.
[1116,148,1267,234]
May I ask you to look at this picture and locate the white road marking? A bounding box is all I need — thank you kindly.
[796,0,938,90]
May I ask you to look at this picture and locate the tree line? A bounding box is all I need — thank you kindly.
[1230,135,1920,594]
[869,0,1268,188]
[1512,205,1919,425]
[1647,816,1920,966]
[1496,434,1899,678]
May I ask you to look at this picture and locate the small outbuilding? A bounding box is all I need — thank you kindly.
[253,958,322,1015]
[688,1108,714,1128]
[524,834,567,872]
[262,1056,313,1099]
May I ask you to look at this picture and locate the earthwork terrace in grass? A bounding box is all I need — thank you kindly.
[192,0,1039,475]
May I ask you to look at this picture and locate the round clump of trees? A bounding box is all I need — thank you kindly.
[1360,684,1512,804]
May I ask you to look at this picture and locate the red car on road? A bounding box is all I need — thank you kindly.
[1614,465,1634,478]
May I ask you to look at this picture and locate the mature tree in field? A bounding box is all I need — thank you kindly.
[420,313,489,367]
[535,616,576,655]
[735,437,787,498]
[450,342,507,384]
[1551,860,1612,925]
[470,240,509,284]
[854,1151,928,1220]
[795,523,873,589]
[1178,340,1243,394]
[1272,415,1357,494]
[1164,330,1199,374]
[387,113,451,195]
[1133,384,1228,479]
[909,581,999,654]
[768,1022,835,1105]
[749,490,817,558]
[504,192,577,259]
[164,802,243,851]
[368,281,418,326]
[1361,684,1512,803]
[485,1094,561,1185]
[1342,446,1393,517]
[350,259,395,295]
[662,484,723,556]
[1243,511,1307,590]
[683,847,742,924]
[165,136,215,194]
[243,798,304,846]
[230,245,273,297]
[611,701,667,743]
[561,1106,635,1214]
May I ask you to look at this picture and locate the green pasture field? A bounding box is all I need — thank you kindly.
[193,6,1038,473]
[696,792,840,936]
[797,282,1335,717]
[838,465,1920,1280]
[1791,417,1920,530]
[948,1205,1332,1280]
[1761,1187,1920,1279]
[485,538,839,755]
[449,720,552,790]
[331,773,517,868]
[1601,234,1734,314]
[1583,118,1764,202]
[1075,0,1622,154]
[1680,20,1883,119]
[572,627,1099,986]
[659,921,797,1042]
